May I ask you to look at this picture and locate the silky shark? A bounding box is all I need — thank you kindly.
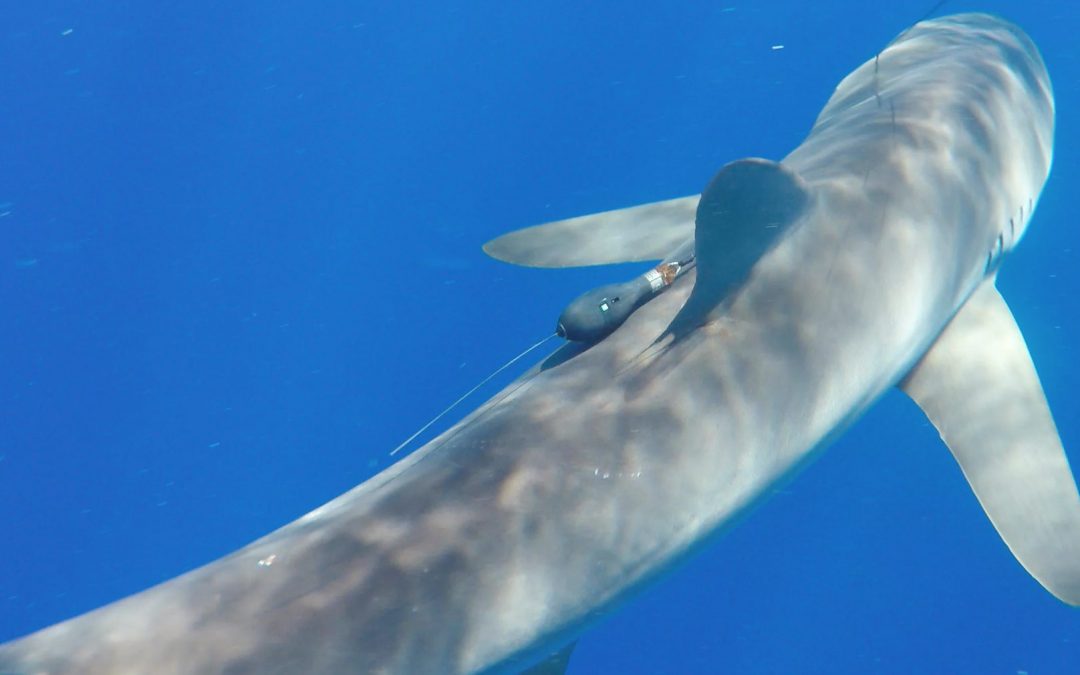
[1,12,1076,675]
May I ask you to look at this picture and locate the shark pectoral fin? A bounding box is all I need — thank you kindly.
[900,281,1080,605]
[518,641,576,675]
[667,158,810,335]
[482,196,698,268]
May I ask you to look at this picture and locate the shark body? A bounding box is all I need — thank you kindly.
[1,12,1077,675]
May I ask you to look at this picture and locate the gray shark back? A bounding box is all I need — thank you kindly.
[0,13,1070,675]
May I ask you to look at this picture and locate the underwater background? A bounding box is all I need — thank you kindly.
[1,1,1078,672]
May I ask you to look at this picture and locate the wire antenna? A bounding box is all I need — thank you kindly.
[389,333,558,456]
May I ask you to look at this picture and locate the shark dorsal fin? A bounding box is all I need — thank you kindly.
[482,195,698,268]
[668,157,810,334]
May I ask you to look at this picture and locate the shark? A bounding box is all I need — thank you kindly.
[1,12,1077,675]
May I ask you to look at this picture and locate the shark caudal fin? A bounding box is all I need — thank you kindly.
[482,195,698,268]
[901,281,1080,605]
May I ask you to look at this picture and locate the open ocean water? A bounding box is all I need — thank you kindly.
[1,1,1078,673]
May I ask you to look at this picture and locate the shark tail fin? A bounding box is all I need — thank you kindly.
[482,196,698,268]
[901,281,1080,605]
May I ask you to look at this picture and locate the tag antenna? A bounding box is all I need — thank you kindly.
[389,333,558,456]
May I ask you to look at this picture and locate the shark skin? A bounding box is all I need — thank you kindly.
[1,12,1075,675]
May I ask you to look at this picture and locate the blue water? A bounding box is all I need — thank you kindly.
[1,1,1078,672]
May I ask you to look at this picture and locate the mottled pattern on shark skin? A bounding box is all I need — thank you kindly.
[0,13,1068,675]
[796,14,1053,247]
